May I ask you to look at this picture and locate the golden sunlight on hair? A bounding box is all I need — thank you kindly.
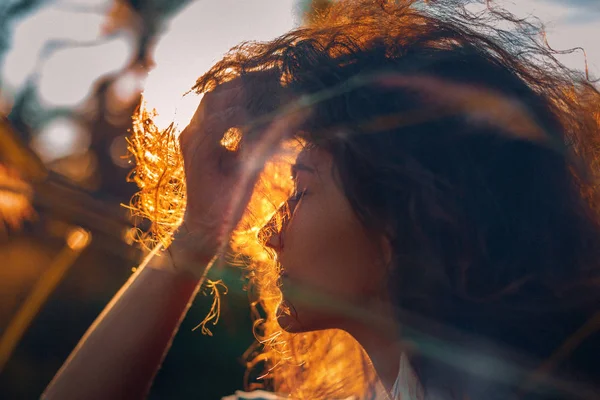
[221,127,243,152]
[126,0,600,396]
[229,139,378,399]
[126,103,185,249]
[128,96,377,398]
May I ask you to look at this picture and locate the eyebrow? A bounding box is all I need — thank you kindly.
[291,163,316,179]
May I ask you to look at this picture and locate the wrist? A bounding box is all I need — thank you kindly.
[171,226,217,261]
[146,233,215,280]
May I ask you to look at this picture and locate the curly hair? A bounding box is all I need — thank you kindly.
[131,0,600,398]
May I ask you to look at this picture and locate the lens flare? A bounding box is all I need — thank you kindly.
[0,164,34,232]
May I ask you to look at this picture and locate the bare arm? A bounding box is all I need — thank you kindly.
[42,245,208,400]
[43,78,288,400]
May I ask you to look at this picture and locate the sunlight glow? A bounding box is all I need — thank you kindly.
[0,165,33,231]
[141,0,297,134]
[66,227,92,251]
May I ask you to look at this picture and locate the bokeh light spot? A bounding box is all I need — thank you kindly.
[30,117,90,163]
[66,227,91,250]
[109,135,130,168]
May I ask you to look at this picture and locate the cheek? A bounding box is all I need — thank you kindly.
[281,193,382,301]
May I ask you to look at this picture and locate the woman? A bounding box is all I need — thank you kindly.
[44,0,600,399]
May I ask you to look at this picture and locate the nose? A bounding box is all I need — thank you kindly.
[259,212,283,251]
[259,202,292,251]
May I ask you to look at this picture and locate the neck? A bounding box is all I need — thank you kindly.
[340,299,404,395]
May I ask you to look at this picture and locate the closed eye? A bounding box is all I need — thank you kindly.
[291,163,315,180]
[289,189,307,202]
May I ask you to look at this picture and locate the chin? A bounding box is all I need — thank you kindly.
[276,300,306,332]
[276,303,336,333]
[277,313,305,333]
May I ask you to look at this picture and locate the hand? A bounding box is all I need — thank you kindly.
[171,77,297,273]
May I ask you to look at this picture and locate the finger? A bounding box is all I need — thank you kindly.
[179,96,205,149]
[218,108,309,250]
[182,108,248,169]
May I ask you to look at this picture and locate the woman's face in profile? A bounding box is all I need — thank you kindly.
[267,147,390,333]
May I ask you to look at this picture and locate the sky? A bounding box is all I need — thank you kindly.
[506,0,600,74]
[0,0,598,134]
[143,0,600,131]
[141,0,298,131]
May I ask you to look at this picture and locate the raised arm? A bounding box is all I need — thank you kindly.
[43,76,294,399]
[42,240,209,400]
